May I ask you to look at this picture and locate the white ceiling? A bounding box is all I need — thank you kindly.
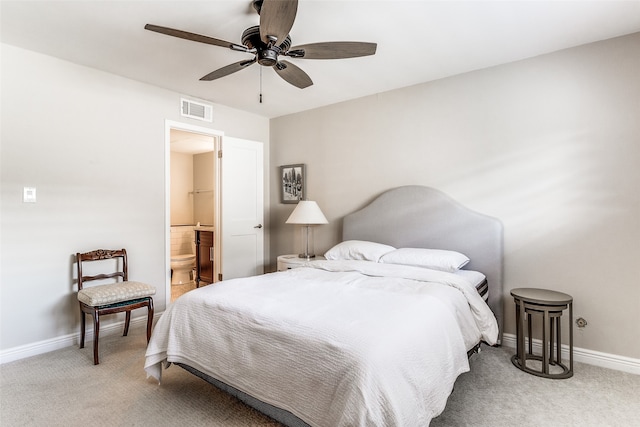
[170,129,215,154]
[2,1,640,119]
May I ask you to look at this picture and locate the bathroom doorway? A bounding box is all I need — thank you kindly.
[164,120,265,305]
[165,121,222,303]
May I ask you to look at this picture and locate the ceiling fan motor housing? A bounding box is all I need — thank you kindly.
[242,25,292,67]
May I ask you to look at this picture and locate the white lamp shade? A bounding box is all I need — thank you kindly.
[286,201,328,225]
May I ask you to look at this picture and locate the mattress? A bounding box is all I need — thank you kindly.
[454,269,489,302]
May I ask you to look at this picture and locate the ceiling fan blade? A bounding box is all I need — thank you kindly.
[145,24,249,52]
[200,59,256,81]
[259,0,298,45]
[273,60,313,89]
[287,42,377,59]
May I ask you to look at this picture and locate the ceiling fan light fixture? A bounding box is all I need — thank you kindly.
[258,49,278,66]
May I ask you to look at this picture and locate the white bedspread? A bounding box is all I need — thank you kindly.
[145,260,498,427]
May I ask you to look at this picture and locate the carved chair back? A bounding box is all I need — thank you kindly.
[77,249,128,291]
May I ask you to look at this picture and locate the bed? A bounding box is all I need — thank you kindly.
[145,185,503,426]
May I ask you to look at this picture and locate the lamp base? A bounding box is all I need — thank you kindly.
[298,253,316,260]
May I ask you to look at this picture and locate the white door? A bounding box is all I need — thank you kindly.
[220,136,264,280]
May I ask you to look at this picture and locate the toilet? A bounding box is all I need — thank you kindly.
[170,226,196,285]
[171,253,196,285]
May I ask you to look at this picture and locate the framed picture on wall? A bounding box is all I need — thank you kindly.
[280,164,306,204]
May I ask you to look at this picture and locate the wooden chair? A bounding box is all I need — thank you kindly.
[76,249,156,364]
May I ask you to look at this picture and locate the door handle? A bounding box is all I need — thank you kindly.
[254,224,263,229]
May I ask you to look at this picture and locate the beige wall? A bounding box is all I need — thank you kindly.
[170,152,194,225]
[193,152,215,226]
[270,33,640,359]
[169,151,215,226]
[0,44,269,352]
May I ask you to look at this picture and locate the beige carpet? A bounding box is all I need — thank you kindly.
[1,324,639,426]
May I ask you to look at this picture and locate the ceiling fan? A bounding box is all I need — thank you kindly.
[144,0,377,90]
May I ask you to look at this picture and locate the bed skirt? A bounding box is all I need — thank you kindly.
[176,363,311,427]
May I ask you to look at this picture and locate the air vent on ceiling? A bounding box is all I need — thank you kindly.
[181,98,213,122]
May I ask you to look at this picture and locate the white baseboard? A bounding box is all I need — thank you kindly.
[3,321,638,375]
[501,333,640,375]
[0,313,163,365]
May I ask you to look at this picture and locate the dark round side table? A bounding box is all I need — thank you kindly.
[510,288,573,379]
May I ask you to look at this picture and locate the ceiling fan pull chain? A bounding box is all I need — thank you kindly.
[259,66,263,104]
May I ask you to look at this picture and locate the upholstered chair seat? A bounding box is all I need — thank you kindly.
[77,281,156,307]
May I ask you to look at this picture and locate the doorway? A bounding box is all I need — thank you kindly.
[165,121,222,304]
[164,121,266,305]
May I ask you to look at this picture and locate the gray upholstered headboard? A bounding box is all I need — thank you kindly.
[343,185,503,343]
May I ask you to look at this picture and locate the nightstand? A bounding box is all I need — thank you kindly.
[277,254,325,272]
[510,287,573,379]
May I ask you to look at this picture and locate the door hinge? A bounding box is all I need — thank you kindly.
[218,273,223,281]
[218,150,222,158]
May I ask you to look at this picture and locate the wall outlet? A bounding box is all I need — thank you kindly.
[575,317,588,328]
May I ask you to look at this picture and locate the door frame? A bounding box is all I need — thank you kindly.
[164,120,223,305]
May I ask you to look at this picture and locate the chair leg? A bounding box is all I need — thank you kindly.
[93,311,100,365]
[123,310,131,337]
[146,298,154,343]
[80,310,86,349]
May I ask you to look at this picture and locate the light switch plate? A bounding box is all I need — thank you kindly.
[23,187,36,203]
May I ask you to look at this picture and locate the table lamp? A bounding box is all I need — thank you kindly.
[286,200,328,259]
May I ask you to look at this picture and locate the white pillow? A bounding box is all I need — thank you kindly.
[379,248,470,272]
[324,240,396,262]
